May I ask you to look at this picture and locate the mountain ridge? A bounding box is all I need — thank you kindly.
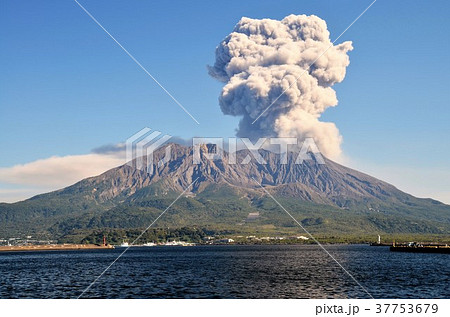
[0,143,449,238]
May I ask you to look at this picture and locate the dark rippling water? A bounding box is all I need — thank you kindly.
[0,244,448,299]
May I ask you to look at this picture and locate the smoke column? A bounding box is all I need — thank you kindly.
[208,14,353,159]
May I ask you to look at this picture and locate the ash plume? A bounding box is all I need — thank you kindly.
[208,14,353,159]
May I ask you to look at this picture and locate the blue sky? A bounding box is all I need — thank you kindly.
[1,0,449,202]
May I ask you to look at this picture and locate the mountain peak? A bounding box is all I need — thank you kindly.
[1,143,449,238]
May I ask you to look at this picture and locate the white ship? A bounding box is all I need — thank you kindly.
[163,241,195,246]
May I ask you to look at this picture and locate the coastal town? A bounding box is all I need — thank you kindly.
[0,234,312,252]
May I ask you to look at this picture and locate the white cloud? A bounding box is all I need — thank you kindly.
[0,188,49,203]
[0,152,125,202]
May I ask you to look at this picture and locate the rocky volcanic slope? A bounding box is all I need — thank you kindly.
[0,143,449,237]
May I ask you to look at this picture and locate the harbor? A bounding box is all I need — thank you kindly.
[369,235,450,253]
[390,242,450,254]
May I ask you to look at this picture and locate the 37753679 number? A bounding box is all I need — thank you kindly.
[375,304,438,314]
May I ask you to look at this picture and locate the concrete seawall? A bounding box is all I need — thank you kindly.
[0,244,114,252]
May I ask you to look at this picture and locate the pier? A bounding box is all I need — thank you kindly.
[390,242,450,254]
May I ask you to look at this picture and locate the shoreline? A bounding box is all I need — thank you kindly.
[0,244,114,252]
[0,243,371,253]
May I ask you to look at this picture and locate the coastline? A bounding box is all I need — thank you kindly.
[0,244,114,252]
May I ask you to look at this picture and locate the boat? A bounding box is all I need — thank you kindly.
[143,242,156,247]
[120,241,129,247]
[162,241,195,246]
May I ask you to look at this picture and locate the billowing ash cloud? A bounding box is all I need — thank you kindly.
[208,14,353,159]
